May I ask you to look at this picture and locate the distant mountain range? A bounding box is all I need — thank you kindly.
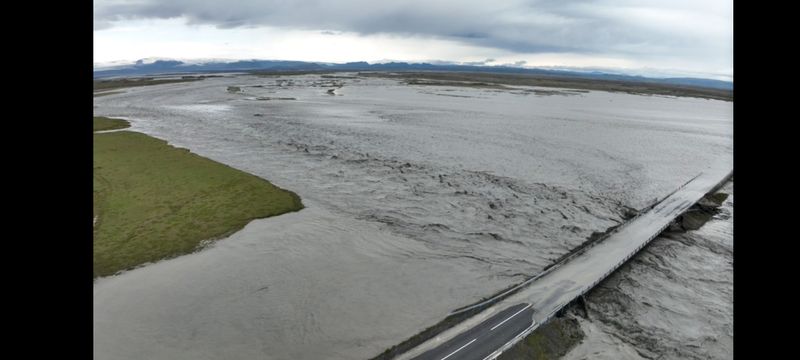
[93,59,733,91]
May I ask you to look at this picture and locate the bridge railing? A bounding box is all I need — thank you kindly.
[478,171,733,360]
[454,173,704,317]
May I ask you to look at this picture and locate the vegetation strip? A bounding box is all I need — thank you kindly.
[93,117,303,278]
[93,91,125,98]
[359,71,732,101]
[93,116,131,132]
[92,75,214,92]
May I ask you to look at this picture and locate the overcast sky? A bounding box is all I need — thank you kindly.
[94,0,732,80]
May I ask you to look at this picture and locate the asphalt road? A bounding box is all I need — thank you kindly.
[399,170,731,360]
[411,303,535,360]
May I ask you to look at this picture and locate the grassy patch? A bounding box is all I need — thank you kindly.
[93,130,303,278]
[673,188,730,231]
[402,78,511,89]
[93,76,208,92]
[706,192,729,206]
[93,91,125,98]
[677,210,715,231]
[497,316,584,360]
[360,72,733,101]
[93,116,131,132]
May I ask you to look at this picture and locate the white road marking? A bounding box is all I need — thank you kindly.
[440,338,477,360]
[482,322,538,360]
[490,304,532,331]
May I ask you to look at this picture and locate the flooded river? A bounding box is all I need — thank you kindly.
[564,181,733,360]
[93,73,732,359]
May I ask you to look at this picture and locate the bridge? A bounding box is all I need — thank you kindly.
[396,170,732,360]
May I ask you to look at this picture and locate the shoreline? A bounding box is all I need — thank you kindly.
[93,117,304,278]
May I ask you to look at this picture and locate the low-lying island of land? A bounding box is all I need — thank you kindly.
[92,75,222,97]
[358,71,733,101]
[93,117,303,278]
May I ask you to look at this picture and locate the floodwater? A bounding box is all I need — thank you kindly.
[93,73,732,359]
[564,181,733,360]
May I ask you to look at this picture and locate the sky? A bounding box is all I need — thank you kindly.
[93,0,733,81]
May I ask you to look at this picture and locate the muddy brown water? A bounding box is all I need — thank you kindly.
[563,181,733,360]
[93,73,732,360]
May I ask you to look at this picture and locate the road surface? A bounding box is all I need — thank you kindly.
[411,303,535,360]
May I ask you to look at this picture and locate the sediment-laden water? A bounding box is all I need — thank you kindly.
[564,182,733,359]
[93,73,732,359]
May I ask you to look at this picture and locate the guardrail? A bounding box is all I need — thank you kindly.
[483,216,676,360]
[483,171,732,360]
[451,172,704,317]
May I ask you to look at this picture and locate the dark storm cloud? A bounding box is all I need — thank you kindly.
[94,0,731,61]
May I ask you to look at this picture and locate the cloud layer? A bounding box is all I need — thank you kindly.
[94,0,732,78]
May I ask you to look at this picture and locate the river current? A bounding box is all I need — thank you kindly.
[93,73,732,359]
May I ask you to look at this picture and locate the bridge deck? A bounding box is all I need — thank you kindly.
[405,170,732,360]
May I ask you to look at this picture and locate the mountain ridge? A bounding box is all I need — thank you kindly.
[93,59,733,91]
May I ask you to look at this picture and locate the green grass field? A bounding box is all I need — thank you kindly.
[93,91,125,98]
[497,317,584,360]
[93,76,208,92]
[93,118,303,278]
[93,116,131,132]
